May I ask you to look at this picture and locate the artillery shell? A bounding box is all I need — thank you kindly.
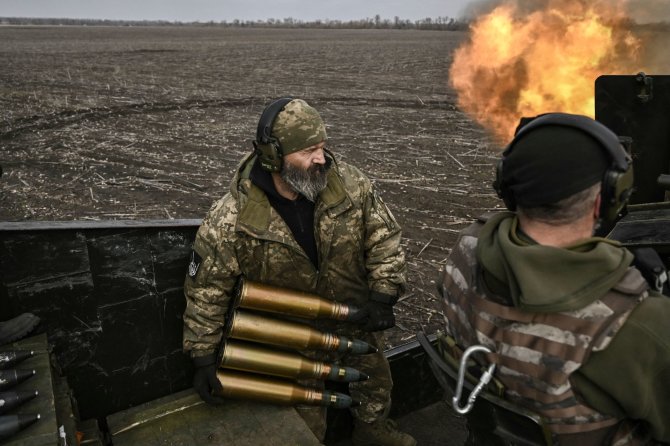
[238,280,365,321]
[229,311,375,355]
[0,351,34,370]
[221,340,368,382]
[216,369,354,408]
[0,369,36,392]
[0,390,39,415]
[0,413,40,440]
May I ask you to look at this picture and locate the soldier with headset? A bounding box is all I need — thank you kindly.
[438,113,670,445]
[183,98,416,446]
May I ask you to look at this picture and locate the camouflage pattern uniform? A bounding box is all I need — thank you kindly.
[183,149,406,434]
[439,213,661,445]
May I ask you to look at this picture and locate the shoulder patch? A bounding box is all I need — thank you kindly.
[188,250,203,279]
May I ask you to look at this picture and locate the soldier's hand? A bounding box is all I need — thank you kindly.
[192,354,225,405]
[364,300,395,332]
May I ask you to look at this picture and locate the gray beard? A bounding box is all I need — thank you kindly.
[280,162,329,202]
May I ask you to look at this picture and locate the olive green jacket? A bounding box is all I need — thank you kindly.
[476,213,670,443]
[183,154,406,357]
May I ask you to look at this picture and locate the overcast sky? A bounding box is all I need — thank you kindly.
[0,0,474,22]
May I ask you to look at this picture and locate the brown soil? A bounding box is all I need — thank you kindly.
[0,26,503,348]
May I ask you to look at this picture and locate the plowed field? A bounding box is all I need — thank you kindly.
[0,26,502,347]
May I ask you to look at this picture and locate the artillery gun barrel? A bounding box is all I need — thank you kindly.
[228,311,376,354]
[221,340,368,382]
[0,351,34,370]
[0,390,38,415]
[238,280,364,321]
[0,369,36,392]
[215,370,356,408]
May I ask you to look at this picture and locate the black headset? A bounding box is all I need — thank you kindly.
[252,97,293,172]
[493,113,634,228]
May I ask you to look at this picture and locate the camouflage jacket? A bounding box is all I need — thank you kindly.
[183,153,406,357]
[440,213,662,444]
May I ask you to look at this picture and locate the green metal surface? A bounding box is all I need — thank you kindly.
[108,388,321,445]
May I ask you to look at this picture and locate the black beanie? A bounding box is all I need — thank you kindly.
[502,125,610,207]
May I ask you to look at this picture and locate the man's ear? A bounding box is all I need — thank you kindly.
[593,193,602,220]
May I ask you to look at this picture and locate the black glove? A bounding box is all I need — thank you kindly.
[630,247,670,294]
[192,354,225,405]
[363,292,397,332]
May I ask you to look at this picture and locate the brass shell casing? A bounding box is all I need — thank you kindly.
[216,370,347,407]
[238,280,353,320]
[220,340,368,382]
[229,311,340,351]
[221,340,331,380]
[227,310,376,355]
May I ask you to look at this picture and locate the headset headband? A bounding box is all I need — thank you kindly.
[255,97,293,146]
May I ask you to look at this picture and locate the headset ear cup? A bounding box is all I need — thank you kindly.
[253,140,283,172]
[599,166,634,226]
[255,97,293,172]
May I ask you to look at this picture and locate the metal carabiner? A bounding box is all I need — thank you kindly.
[452,344,496,415]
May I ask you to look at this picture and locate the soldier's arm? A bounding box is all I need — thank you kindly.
[183,198,241,358]
[572,293,670,443]
[362,180,407,300]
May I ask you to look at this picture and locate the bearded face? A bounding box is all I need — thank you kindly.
[280,159,330,202]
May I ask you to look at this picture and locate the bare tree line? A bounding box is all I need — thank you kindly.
[0,15,470,31]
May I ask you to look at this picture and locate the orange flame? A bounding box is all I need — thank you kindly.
[450,0,645,143]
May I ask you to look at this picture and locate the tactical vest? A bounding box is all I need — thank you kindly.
[440,220,649,444]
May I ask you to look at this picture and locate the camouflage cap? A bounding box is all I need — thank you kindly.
[272,99,327,155]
